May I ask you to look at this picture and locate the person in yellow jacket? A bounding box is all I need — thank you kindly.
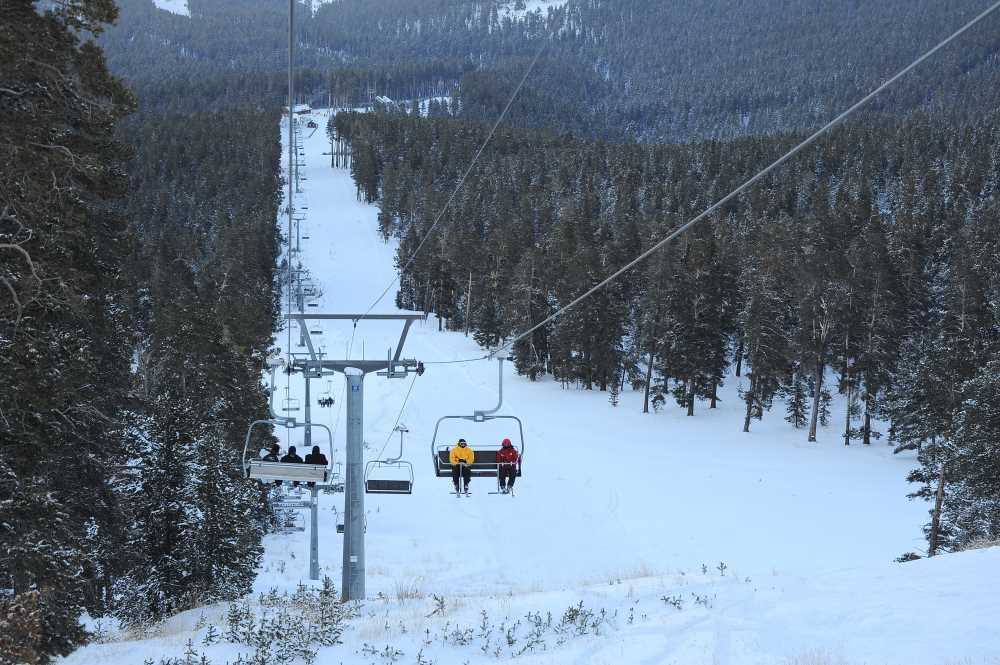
[449,438,475,494]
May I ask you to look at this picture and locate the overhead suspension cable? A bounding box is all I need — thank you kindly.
[373,372,418,462]
[422,356,490,365]
[481,0,1000,359]
[355,38,549,323]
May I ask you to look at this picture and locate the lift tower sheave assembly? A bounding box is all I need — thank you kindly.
[288,312,425,601]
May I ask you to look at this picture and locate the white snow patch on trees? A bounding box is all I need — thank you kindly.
[152,0,189,17]
[499,0,567,21]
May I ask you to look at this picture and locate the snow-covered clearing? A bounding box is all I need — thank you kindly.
[151,0,189,17]
[61,111,1000,665]
[498,0,567,22]
[306,0,337,18]
[418,96,452,116]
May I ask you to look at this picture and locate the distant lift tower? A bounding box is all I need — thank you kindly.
[288,312,425,601]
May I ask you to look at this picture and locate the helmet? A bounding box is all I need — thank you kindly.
[458,438,467,446]
[501,438,512,447]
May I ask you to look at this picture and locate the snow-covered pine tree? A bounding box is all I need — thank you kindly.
[116,244,264,625]
[782,370,810,429]
[509,250,548,380]
[793,196,847,442]
[847,210,903,444]
[943,358,1000,549]
[657,227,731,415]
[739,218,795,432]
[114,399,199,626]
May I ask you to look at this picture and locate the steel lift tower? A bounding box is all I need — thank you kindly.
[289,312,424,601]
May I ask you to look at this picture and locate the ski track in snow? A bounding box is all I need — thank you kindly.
[59,110,1000,665]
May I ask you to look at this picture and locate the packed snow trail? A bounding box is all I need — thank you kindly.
[265,109,927,596]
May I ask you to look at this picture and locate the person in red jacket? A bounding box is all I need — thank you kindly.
[496,438,519,494]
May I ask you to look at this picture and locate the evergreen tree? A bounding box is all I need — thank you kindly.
[1,0,135,659]
[739,218,795,432]
[782,370,810,429]
[940,359,1000,549]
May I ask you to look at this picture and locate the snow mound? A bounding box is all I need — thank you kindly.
[61,547,1000,664]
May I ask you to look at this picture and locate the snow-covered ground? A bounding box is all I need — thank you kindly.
[60,111,1000,665]
[151,0,189,17]
[498,0,567,22]
[306,0,336,17]
[418,96,452,116]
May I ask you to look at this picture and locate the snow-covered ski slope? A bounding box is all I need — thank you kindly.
[271,110,926,586]
[61,111,1000,665]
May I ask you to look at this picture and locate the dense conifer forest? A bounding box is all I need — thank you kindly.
[100,0,1000,140]
[3,2,282,661]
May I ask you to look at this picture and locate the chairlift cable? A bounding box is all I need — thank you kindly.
[355,38,549,323]
[401,2,1000,371]
[422,355,490,365]
[483,0,1000,359]
[373,372,418,463]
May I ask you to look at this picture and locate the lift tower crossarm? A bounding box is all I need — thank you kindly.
[287,312,425,366]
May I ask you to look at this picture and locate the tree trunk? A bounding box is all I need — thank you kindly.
[843,379,852,446]
[928,464,947,557]
[686,378,695,416]
[710,379,718,409]
[807,359,824,442]
[642,348,654,414]
[862,386,873,445]
[743,373,756,433]
[734,337,744,377]
[465,271,472,337]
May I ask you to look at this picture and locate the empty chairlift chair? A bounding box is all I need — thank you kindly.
[281,392,301,413]
[365,425,414,495]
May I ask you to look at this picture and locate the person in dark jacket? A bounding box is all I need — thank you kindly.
[304,445,328,488]
[280,446,303,464]
[495,437,519,493]
[262,443,282,486]
[280,445,304,487]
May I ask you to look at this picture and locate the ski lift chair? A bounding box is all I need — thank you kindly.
[364,460,414,494]
[365,425,414,494]
[430,358,524,485]
[242,419,334,484]
[431,416,524,478]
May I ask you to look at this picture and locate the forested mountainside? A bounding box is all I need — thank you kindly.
[333,109,1000,554]
[102,0,1000,140]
